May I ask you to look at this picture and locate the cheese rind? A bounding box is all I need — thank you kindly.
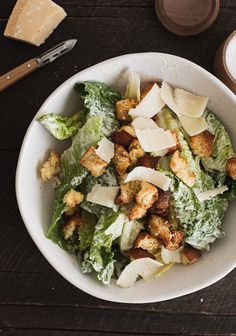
[4,0,67,46]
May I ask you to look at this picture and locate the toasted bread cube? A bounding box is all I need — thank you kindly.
[115,181,140,205]
[189,130,214,157]
[181,246,201,264]
[165,231,184,251]
[127,248,155,260]
[80,147,107,177]
[129,139,145,165]
[121,125,136,138]
[112,130,134,148]
[115,99,137,121]
[134,232,161,253]
[129,203,147,221]
[63,214,84,240]
[137,154,160,169]
[170,150,196,187]
[226,157,236,180]
[63,189,84,208]
[40,150,60,182]
[135,181,158,207]
[113,144,130,175]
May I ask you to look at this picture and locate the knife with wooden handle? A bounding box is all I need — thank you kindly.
[0,39,77,93]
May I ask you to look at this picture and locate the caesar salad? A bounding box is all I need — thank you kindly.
[38,72,236,288]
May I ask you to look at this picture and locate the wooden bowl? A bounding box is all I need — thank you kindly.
[155,0,220,36]
[214,30,236,94]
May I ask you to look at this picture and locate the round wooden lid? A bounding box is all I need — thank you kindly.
[155,0,220,36]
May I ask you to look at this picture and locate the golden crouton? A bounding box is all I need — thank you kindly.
[134,231,161,254]
[112,130,134,148]
[189,130,214,157]
[121,125,136,138]
[63,189,84,208]
[63,214,84,240]
[181,246,201,264]
[135,181,158,207]
[115,181,140,205]
[80,147,107,177]
[40,150,60,182]
[115,99,137,121]
[129,139,145,165]
[113,144,130,175]
[127,248,155,260]
[170,150,196,187]
[148,215,184,251]
[226,157,236,180]
[129,203,147,221]
[168,130,181,154]
[137,154,160,169]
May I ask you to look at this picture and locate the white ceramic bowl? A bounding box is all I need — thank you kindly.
[16,53,236,303]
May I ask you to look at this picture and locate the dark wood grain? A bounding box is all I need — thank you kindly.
[0,1,235,335]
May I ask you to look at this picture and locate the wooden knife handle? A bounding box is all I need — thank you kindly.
[0,58,39,93]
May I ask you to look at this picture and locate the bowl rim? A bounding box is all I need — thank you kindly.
[15,52,236,303]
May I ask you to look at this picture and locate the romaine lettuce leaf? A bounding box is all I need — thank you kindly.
[75,81,121,137]
[201,110,235,172]
[170,174,228,250]
[81,212,126,285]
[78,210,97,251]
[125,71,141,101]
[38,111,85,140]
[46,116,103,248]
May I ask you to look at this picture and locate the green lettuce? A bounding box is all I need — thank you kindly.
[38,111,85,140]
[78,210,97,251]
[75,81,121,137]
[170,174,228,250]
[46,116,103,248]
[81,212,126,285]
[201,110,235,173]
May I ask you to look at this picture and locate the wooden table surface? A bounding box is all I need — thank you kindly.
[0,1,236,335]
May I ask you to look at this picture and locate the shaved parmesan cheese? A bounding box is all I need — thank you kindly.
[95,137,114,163]
[161,81,177,113]
[125,167,171,191]
[152,149,169,157]
[161,81,209,119]
[129,83,165,119]
[194,185,228,202]
[125,71,141,101]
[86,184,119,208]
[175,88,208,118]
[178,115,208,136]
[105,214,126,240]
[136,128,176,152]
[161,246,182,264]
[117,258,163,288]
[132,117,159,130]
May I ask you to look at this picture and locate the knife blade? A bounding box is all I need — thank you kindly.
[0,39,77,93]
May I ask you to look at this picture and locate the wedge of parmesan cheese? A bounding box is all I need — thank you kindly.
[105,214,126,240]
[117,258,163,288]
[86,184,119,208]
[161,246,182,264]
[95,137,114,163]
[160,81,177,113]
[178,114,208,136]
[129,83,165,119]
[152,149,169,157]
[161,82,209,119]
[194,185,228,202]
[135,128,176,152]
[124,167,171,191]
[132,117,159,130]
[175,88,209,118]
[4,0,67,46]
